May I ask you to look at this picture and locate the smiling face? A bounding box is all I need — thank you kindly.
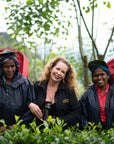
[50,61,69,83]
[92,67,109,89]
[2,59,16,84]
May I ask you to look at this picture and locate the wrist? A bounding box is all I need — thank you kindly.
[28,102,33,108]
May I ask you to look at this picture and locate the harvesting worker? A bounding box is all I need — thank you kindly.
[0,49,35,131]
[29,57,81,129]
[80,60,114,130]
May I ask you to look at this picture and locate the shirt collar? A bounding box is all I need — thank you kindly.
[96,83,109,94]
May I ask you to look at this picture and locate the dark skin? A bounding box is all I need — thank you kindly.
[0,59,16,131]
[93,67,109,95]
[2,59,16,84]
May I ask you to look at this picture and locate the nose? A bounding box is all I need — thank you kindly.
[58,71,61,75]
[97,75,102,79]
[8,66,12,71]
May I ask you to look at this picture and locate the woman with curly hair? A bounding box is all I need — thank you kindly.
[29,57,81,129]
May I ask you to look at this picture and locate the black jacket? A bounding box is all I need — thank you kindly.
[0,72,35,126]
[79,83,114,129]
[34,80,81,128]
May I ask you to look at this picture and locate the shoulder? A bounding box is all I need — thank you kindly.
[85,83,96,92]
[111,82,114,88]
[19,77,34,90]
[109,83,114,93]
[59,82,72,89]
[12,73,33,88]
[34,80,40,86]
[59,82,76,96]
[80,84,96,100]
[21,76,32,84]
[33,80,46,86]
[33,80,47,89]
[14,72,29,84]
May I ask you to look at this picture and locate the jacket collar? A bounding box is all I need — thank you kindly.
[90,83,114,118]
[0,72,25,88]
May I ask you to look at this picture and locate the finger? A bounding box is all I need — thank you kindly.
[35,111,43,119]
[40,118,44,121]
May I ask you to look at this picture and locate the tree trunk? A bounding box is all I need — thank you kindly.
[82,55,90,88]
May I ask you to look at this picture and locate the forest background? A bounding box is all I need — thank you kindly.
[0,0,114,97]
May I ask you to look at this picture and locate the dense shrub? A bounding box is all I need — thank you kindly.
[0,116,114,144]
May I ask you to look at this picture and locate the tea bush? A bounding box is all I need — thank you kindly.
[0,116,114,144]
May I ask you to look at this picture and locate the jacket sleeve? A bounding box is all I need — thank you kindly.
[20,110,35,127]
[79,90,89,129]
[59,90,81,128]
[20,79,37,127]
[25,79,37,106]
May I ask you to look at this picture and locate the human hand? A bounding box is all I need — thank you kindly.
[28,103,43,121]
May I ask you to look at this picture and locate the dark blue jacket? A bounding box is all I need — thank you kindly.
[79,83,114,129]
[0,72,35,126]
[34,80,81,128]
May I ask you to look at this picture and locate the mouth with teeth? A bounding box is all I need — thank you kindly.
[54,75,61,80]
[98,80,103,84]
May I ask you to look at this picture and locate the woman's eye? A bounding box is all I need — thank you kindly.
[56,68,59,70]
[4,66,8,69]
[62,71,65,74]
[11,65,15,68]
[101,73,105,76]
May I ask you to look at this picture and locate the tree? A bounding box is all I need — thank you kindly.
[0,32,18,49]
[3,0,114,87]
[3,0,70,81]
[72,0,114,87]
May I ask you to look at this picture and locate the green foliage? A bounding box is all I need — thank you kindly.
[0,32,19,49]
[29,57,43,81]
[4,0,69,42]
[2,0,113,88]
[0,116,114,144]
[83,0,111,13]
[103,1,111,8]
